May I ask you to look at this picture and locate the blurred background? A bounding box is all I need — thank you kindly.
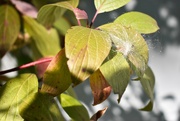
[1,0,179,121]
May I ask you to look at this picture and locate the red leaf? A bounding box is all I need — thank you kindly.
[90,107,108,121]
[90,70,111,105]
[73,8,88,20]
[11,0,37,18]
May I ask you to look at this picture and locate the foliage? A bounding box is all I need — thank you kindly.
[0,0,159,120]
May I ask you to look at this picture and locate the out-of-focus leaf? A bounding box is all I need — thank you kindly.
[37,0,79,28]
[11,0,38,18]
[41,49,72,96]
[23,16,60,58]
[60,93,89,121]
[100,23,148,76]
[140,67,155,111]
[19,92,65,121]
[90,107,108,121]
[54,17,71,35]
[0,74,38,121]
[0,5,20,58]
[32,0,62,9]
[89,69,111,105]
[65,86,77,99]
[114,11,159,34]
[65,26,111,85]
[94,0,130,14]
[100,51,130,103]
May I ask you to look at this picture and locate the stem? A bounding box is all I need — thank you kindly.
[77,19,81,26]
[90,11,98,28]
[0,57,53,75]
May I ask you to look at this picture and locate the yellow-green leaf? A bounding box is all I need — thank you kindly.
[60,93,89,121]
[0,5,20,58]
[0,74,38,121]
[23,16,60,58]
[114,11,159,34]
[19,92,65,121]
[94,0,130,14]
[41,49,72,96]
[140,67,155,111]
[100,23,148,76]
[37,0,79,28]
[100,51,130,102]
[89,69,111,105]
[65,26,111,85]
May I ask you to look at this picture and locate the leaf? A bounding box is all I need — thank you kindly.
[114,11,159,34]
[54,17,71,35]
[41,48,72,96]
[37,0,79,28]
[60,93,89,121]
[90,107,108,121]
[0,5,20,58]
[19,92,65,121]
[140,66,155,111]
[65,26,111,85]
[100,51,130,103]
[89,69,111,105]
[100,23,149,76]
[73,8,88,20]
[0,74,38,121]
[94,0,130,14]
[140,101,153,111]
[23,16,60,58]
[10,0,38,18]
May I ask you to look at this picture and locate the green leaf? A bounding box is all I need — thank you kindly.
[0,74,38,121]
[100,51,130,103]
[114,11,159,34]
[140,101,153,111]
[54,17,71,35]
[65,26,111,85]
[60,93,89,121]
[41,48,72,96]
[89,69,111,105]
[140,66,155,111]
[37,0,79,28]
[23,16,60,58]
[100,23,149,76]
[19,92,65,121]
[0,5,20,58]
[94,0,130,14]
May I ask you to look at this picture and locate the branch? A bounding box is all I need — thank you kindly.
[0,57,52,75]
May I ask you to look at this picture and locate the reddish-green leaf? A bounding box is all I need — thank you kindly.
[65,26,111,85]
[0,5,20,58]
[23,16,60,58]
[0,74,38,121]
[100,23,148,76]
[100,51,130,102]
[41,49,72,96]
[60,93,89,121]
[89,69,111,105]
[37,0,79,28]
[19,92,65,121]
[90,107,108,121]
[94,0,130,14]
[114,11,159,34]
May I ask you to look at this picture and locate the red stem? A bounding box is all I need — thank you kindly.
[0,57,53,75]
